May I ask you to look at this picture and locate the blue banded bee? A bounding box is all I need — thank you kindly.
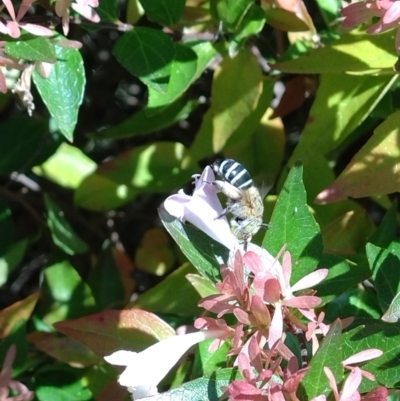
[211,158,264,244]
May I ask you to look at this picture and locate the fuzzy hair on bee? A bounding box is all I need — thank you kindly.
[211,158,264,244]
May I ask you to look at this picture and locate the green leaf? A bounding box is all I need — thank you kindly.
[223,78,280,178]
[75,142,188,211]
[0,117,52,174]
[273,30,398,74]
[366,241,400,312]
[148,44,198,107]
[131,263,201,316]
[292,74,395,164]
[5,36,56,62]
[0,319,28,374]
[186,274,217,298]
[42,261,96,324]
[33,142,97,189]
[35,366,93,401]
[369,200,398,248]
[97,98,198,139]
[192,339,230,378]
[185,41,218,80]
[325,287,381,321]
[86,244,126,310]
[159,209,227,283]
[317,110,400,202]
[74,173,137,211]
[113,27,175,92]
[315,0,341,26]
[143,368,240,401]
[188,76,274,165]
[216,0,255,32]
[96,0,119,23]
[382,291,400,322]
[44,195,88,255]
[189,48,263,157]
[321,209,375,255]
[314,254,371,304]
[139,0,186,26]
[265,8,309,32]
[283,73,394,226]
[342,319,400,391]
[298,321,343,399]
[54,309,175,356]
[230,4,266,52]
[33,45,85,141]
[0,238,30,286]
[263,162,323,283]
[212,48,263,152]
[0,200,12,256]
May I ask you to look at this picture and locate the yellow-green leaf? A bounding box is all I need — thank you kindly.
[316,110,400,203]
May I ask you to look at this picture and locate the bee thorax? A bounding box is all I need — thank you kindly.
[210,158,265,244]
[212,180,242,200]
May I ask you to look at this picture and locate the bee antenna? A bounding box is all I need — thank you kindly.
[261,223,271,230]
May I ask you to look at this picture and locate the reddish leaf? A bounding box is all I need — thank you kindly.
[96,379,129,401]
[54,309,175,357]
[270,76,309,119]
[29,331,101,367]
[113,247,136,300]
[0,292,39,338]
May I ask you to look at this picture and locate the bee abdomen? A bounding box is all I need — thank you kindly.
[213,159,253,189]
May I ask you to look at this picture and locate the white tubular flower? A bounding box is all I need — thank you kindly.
[104,329,227,400]
[164,166,237,250]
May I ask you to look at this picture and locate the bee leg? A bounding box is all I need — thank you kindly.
[214,208,228,220]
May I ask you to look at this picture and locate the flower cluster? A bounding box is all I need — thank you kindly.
[341,0,400,53]
[194,246,333,400]
[104,166,388,400]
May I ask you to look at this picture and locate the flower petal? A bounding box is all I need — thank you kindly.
[268,304,283,348]
[2,0,17,21]
[19,23,54,36]
[342,349,383,365]
[71,2,100,22]
[281,251,292,292]
[104,350,138,366]
[290,269,328,293]
[0,69,7,94]
[6,21,20,38]
[163,192,191,221]
[164,166,236,249]
[16,0,36,21]
[323,367,339,400]
[105,330,227,395]
[283,295,321,308]
[341,368,362,401]
[382,0,400,24]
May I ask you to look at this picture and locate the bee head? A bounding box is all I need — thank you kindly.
[231,216,263,241]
